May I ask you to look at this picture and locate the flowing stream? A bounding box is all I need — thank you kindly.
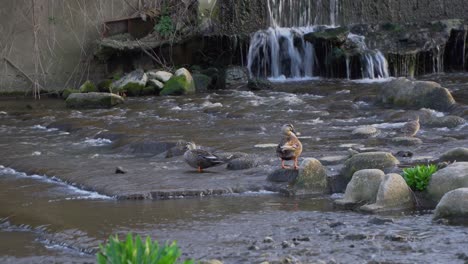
[1,75,468,263]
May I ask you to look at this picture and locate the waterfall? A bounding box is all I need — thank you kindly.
[247,0,390,81]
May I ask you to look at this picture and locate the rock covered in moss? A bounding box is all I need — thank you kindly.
[66,92,124,109]
[61,88,80,99]
[293,158,328,195]
[304,27,350,45]
[79,80,98,93]
[111,69,148,95]
[377,78,455,111]
[423,115,466,128]
[340,152,400,181]
[160,68,195,96]
[97,80,112,93]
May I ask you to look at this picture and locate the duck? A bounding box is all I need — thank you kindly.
[183,142,224,173]
[276,124,303,170]
[400,115,420,137]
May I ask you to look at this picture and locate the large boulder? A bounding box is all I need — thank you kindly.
[147,70,173,83]
[360,173,415,212]
[225,66,248,88]
[111,69,148,95]
[377,78,456,111]
[439,148,468,162]
[427,162,468,202]
[65,92,124,109]
[293,158,328,195]
[433,188,468,223]
[267,169,299,183]
[160,68,195,96]
[340,152,400,181]
[335,169,385,208]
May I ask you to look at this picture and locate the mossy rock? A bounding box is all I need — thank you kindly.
[160,75,195,96]
[66,92,124,109]
[141,86,157,96]
[97,80,113,93]
[193,73,212,92]
[304,27,349,45]
[122,83,145,97]
[79,80,98,93]
[62,88,80,99]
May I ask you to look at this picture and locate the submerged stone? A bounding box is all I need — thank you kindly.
[65,92,124,109]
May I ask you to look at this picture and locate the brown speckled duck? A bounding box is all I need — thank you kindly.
[401,115,420,137]
[276,124,303,170]
[183,142,224,173]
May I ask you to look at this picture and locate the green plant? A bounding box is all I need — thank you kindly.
[155,15,174,37]
[402,164,438,191]
[97,233,194,264]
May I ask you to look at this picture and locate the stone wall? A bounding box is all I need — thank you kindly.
[0,0,139,93]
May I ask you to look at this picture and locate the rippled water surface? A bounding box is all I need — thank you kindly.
[1,76,467,263]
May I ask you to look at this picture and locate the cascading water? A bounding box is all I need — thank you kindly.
[247,0,390,81]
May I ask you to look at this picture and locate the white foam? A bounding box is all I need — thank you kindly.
[421,108,445,117]
[243,190,277,195]
[268,76,319,82]
[171,106,182,111]
[0,165,112,200]
[32,125,58,132]
[0,111,7,115]
[372,122,406,129]
[32,151,42,156]
[83,138,112,146]
[301,118,324,125]
[202,101,223,109]
[254,143,278,148]
[351,77,394,84]
[336,90,350,94]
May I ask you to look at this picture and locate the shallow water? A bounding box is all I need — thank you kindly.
[0,75,467,263]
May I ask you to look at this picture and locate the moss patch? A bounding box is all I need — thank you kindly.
[79,80,97,93]
[160,75,192,96]
[98,80,113,93]
[62,88,80,99]
[121,83,145,97]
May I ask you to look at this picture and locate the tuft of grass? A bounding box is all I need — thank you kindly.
[402,164,438,191]
[97,233,194,264]
[155,15,174,37]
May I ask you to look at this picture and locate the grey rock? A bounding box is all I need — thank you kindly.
[424,115,466,128]
[147,79,164,90]
[390,137,423,146]
[360,173,415,212]
[335,169,385,208]
[440,147,468,162]
[111,69,148,90]
[281,241,294,248]
[193,73,212,92]
[340,152,400,181]
[226,155,259,170]
[225,66,248,87]
[263,236,274,243]
[377,78,456,111]
[267,169,298,183]
[427,162,468,202]
[66,92,124,109]
[115,166,126,174]
[368,217,394,225]
[434,188,468,223]
[319,155,348,165]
